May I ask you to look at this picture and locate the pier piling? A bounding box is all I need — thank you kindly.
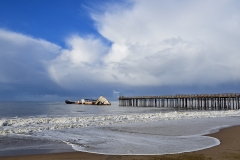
[118,93,240,110]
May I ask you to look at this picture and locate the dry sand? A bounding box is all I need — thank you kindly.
[0,125,240,160]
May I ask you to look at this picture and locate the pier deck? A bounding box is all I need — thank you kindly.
[118,93,240,110]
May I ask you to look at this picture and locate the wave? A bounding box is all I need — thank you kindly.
[0,110,239,135]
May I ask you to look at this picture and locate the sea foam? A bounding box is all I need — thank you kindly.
[0,110,239,135]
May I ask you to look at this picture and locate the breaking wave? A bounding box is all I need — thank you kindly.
[0,110,239,135]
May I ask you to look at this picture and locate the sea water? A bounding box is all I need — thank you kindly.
[0,101,240,156]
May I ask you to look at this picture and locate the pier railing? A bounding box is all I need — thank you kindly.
[118,93,240,110]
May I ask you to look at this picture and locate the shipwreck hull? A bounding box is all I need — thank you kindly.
[95,96,111,105]
[65,96,110,105]
[65,100,75,104]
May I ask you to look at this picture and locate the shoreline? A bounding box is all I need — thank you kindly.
[0,125,240,160]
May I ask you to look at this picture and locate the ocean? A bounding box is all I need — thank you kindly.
[0,101,240,156]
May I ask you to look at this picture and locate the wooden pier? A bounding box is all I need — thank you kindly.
[118,93,240,110]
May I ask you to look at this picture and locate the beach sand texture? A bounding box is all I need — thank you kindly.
[0,125,240,160]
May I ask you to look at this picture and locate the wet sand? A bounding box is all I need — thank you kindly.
[0,125,240,160]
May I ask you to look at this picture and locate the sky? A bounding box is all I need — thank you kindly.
[0,0,240,101]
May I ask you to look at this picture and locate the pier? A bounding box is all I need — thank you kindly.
[118,93,240,110]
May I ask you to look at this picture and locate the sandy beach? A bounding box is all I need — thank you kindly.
[0,125,239,160]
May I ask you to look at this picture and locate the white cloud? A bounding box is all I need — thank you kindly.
[1,0,240,100]
[47,35,109,88]
[48,0,240,89]
[0,0,233,93]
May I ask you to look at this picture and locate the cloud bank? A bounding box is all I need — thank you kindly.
[1,0,240,100]
[48,0,240,88]
[0,29,63,100]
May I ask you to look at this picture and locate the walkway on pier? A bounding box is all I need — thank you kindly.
[118,93,240,110]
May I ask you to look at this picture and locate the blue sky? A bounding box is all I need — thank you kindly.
[0,0,102,46]
[0,0,240,101]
